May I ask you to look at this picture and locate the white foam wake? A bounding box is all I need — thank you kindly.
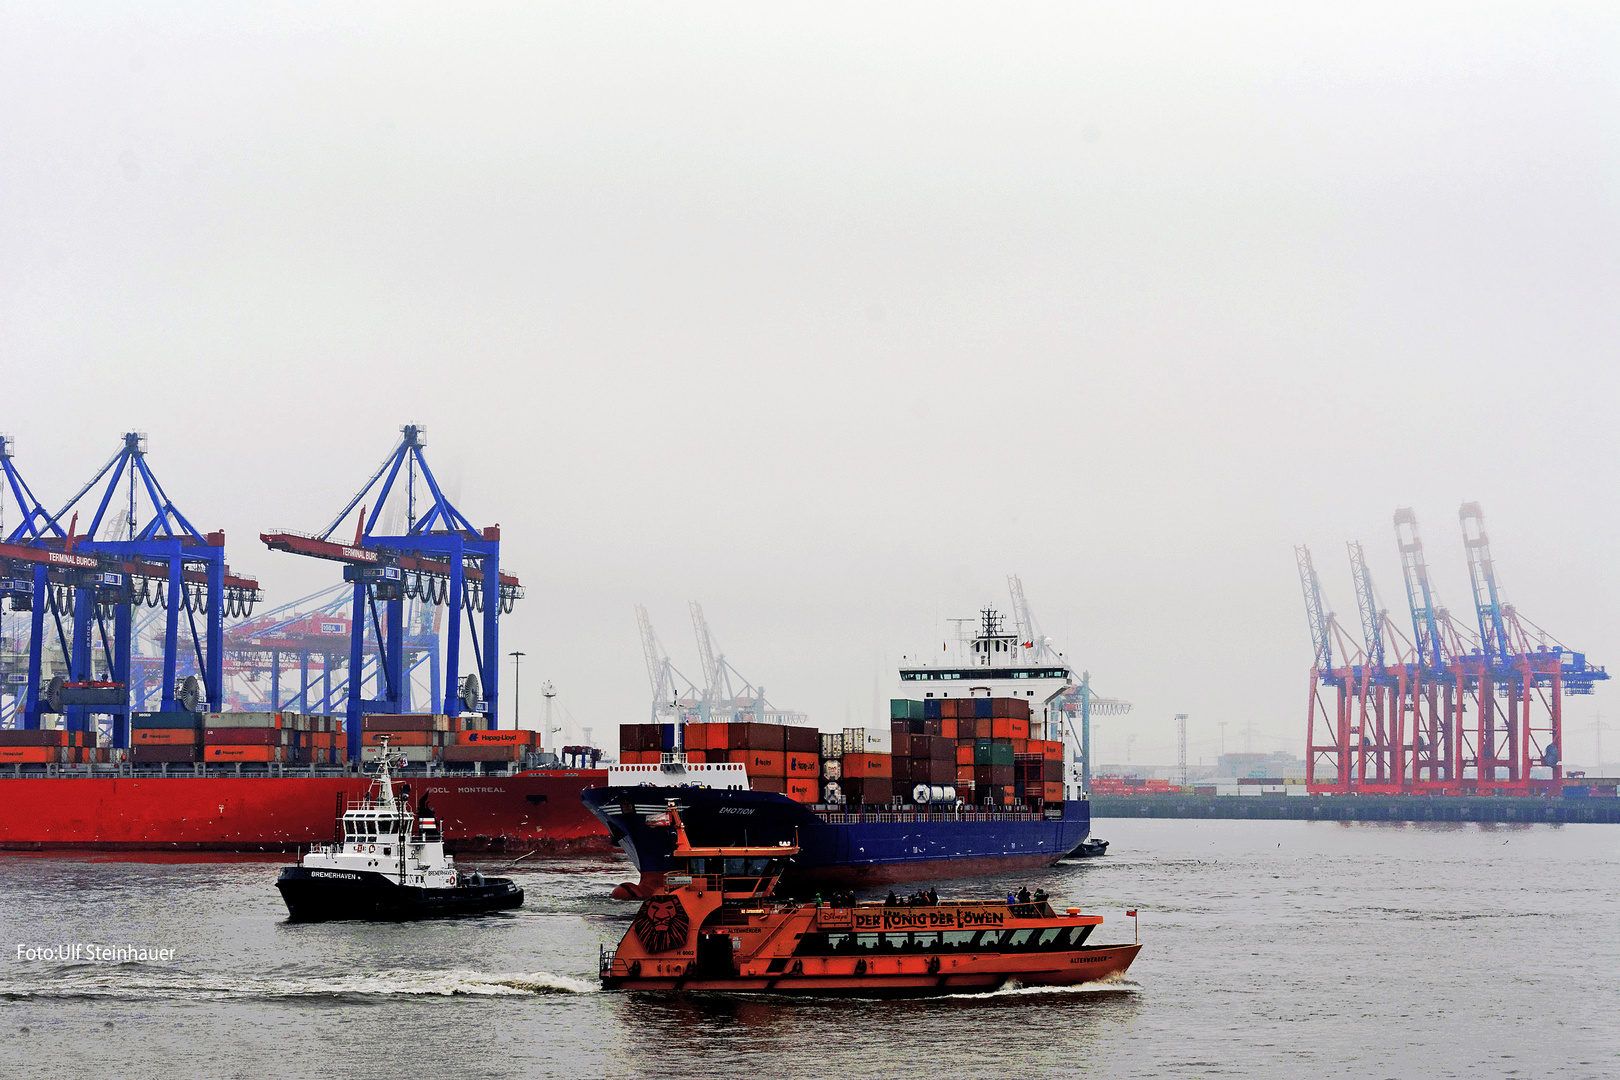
[6,967,599,1001]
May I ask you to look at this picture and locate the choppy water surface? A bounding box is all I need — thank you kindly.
[2,820,1615,1079]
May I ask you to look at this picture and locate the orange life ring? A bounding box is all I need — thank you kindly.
[367,843,376,853]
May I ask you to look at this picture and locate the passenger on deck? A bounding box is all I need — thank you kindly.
[885,890,899,907]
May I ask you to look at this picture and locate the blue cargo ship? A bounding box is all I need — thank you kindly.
[581,782,1092,896]
[588,605,1101,897]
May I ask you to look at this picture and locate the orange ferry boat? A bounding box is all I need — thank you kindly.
[599,806,1141,996]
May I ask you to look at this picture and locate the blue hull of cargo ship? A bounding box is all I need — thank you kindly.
[581,786,1091,891]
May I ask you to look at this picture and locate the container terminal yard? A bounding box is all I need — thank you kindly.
[0,426,527,758]
[1089,502,1615,824]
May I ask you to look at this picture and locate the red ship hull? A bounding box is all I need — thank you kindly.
[0,772,615,854]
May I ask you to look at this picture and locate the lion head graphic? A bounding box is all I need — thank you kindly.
[631,894,691,954]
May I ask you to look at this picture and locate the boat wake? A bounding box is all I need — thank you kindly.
[4,967,599,1002]
[945,972,1141,999]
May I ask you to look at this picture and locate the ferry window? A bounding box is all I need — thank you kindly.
[1004,928,1035,949]
[854,934,882,951]
[941,931,975,949]
[823,934,851,954]
[1036,928,1064,949]
[723,857,745,876]
[912,932,940,950]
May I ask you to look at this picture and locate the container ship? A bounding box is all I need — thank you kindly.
[0,710,611,853]
[585,609,1094,896]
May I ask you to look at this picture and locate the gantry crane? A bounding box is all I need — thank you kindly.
[1304,506,1606,795]
[262,425,521,761]
[685,602,806,725]
[635,604,703,725]
[4,434,260,743]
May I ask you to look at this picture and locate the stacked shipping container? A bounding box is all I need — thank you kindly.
[363,713,514,766]
[3,712,513,769]
[620,721,820,803]
[0,728,102,765]
[622,696,1068,810]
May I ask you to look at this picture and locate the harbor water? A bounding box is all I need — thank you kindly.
[3,819,1615,1079]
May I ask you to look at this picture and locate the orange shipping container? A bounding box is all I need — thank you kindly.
[750,776,788,794]
[681,723,708,751]
[1043,782,1065,801]
[1010,717,1029,740]
[785,752,818,776]
[939,717,957,740]
[1043,740,1063,761]
[204,745,282,763]
[842,753,892,779]
[956,744,974,766]
[786,777,817,803]
[990,718,1012,739]
[0,746,57,763]
[1010,738,1027,756]
[452,730,535,746]
[955,764,975,786]
[132,728,199,746]
[745,750,786,777]
[684,749,708,763]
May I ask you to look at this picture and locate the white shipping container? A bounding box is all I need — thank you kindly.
[361,745,439,763]
[1286,786,1309,796]
[204,712,281,729]
[845,727,892,754]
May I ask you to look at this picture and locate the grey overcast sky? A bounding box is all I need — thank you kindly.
[3,3,1617,767]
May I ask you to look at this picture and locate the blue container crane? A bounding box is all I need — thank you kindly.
[35,434,261,744]
[262,425,521,762]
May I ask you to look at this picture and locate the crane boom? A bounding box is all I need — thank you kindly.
[636,604,665,698]
[1347,541,1384,670]
[1296,545,1334,675]
[1393,508,1446,670]
[1459,502,1510,667]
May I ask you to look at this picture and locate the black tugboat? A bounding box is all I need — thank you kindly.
[276,737,524,921]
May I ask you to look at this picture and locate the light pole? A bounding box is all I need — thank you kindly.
[510,650,525,728]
